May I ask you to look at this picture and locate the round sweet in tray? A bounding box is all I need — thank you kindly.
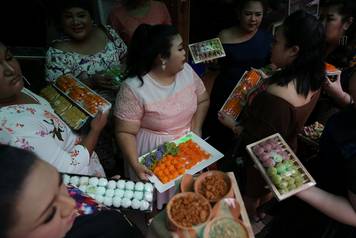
[105,189,115,198]
[125,181,135,190]
[144,182,154,193]
[69,176,80,186]
[140,200,150,211]
[121,198,132,208]
[63,174,70,185]
[96,194,104,203]
[79,185,87,192]
[89,177,99,186]
[144,192,153,202]
[131,199,141,209]
[96,186,106,195]
[135,182,144,191]
[107,180,117,190]
[113,196,122,208]
[134,191,144,200]
[103,197,113,206]
[98,178,108,187]
[115,189,125,198]
[79,176,89,185]
[124,190,134,199]
[117,180,126,189]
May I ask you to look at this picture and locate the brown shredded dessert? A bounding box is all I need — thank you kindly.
[169,194,210,228]
[200,175,230,202]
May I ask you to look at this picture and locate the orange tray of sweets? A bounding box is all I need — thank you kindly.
[53,74,111,117]
[325,62,341,82]
[220,69,262,120]
[246,133,316,201]
[139,132,224,193]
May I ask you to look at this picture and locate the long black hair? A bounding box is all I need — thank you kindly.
[125,24,179,85]
[0,145,37,238]
[269,10,326,97]
[323,0,356,68]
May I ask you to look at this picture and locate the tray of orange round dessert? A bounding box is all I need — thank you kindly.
[220,69,263,120]
[139,132,224,193]
[325,62,341,82]
[40,85,89,130]
[53,74,111,117]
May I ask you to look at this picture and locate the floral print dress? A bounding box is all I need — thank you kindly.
[0,88,105,176]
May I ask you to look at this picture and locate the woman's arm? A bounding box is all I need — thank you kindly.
[296,187,356,227]
[114,118,152,180]
[324,71,354,107]
[191,91,210,136]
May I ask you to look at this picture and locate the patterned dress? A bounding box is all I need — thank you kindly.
[45,25,127,175]
[114,63,206,208]
[0,88,105,176]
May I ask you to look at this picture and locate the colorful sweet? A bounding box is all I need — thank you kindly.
[86,185,97,194]
[107,180,117,190]
[303,121,324,140]
[208,217,248,238]
[56,75,77,92]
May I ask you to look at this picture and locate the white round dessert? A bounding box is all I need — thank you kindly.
[113,196,122,208]
[134,182,144,191]
[86,185,97,194]
[121,198,131,208]
[95,194,104,203]
[96,186,106,195]
[117,180,126,189]
[89,177,99,186]
[131,199,141,209]
[144,192,153,202]
[140,200,150,211]
[125,181,135,190]
[79,185,87,192]
[69,176,80,186]
[87,193,96,199]
[107,180,117,190]
[103,197,113,206]
[105,189,115,198]
[63,174,70,185]
[144,183,154,192]
[134,191,144,201]
[124,190,134,199]
[114,189,125,198]
[98,178,108,187]
[79,176,89,185]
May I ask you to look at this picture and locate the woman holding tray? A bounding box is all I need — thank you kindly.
[45,0,128,176]
[0,145,143,238]
[218,10,325,221]
[114,24,210,209]
[265,62,356,238]
[203,0,273,155]
[0,42,107,177]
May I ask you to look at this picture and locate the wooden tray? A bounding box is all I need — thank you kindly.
[246,133,316,201]
[188,38,226,64]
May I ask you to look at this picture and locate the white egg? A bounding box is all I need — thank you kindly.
[134,191,144,200]
[131,199,141,209]
[125,181,135,190]
[86,185,97,194]
[79,185,87,192]
[107,180,117,190]
[69,176,80,186]
[79,176,89,185]
[63,174,70,185]
[124,190,134,199]
[96,186,106,195]
[105,189,115,197]
[113,196,122,208]
[117,180,126,189]
[103,197,113,206]
[95,195,104,203]
[134,182,144,191]
[114,189,125,198]
[144,192,153,202]
[98,178,108,187]
[121,198,131,208]
[140,200,150,211]
[144,183,154,192]
[89,177,99,186]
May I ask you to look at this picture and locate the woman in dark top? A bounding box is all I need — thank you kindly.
[219,10,325,219]
[265,62,356,238]
[204,0,272,154]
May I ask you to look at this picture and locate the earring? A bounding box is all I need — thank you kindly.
[339,35,348,46]
[161,60,166,71]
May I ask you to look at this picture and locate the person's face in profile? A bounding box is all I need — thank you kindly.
[7,160,76,238]
[0,44,23,101]
[62,7,93,41]
[163,34,186,74]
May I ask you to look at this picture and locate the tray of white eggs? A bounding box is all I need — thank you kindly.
[62,174,154,212]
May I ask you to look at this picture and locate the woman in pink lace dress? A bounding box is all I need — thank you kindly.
[114,24,210,208]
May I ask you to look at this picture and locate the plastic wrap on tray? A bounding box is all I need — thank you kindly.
[246,133,316,201]
[62,174,154,212]
[189,38,226,64]
[54,74,111,117]
[220,69,262,120]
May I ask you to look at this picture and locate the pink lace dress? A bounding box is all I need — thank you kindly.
[114,63,206,208]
